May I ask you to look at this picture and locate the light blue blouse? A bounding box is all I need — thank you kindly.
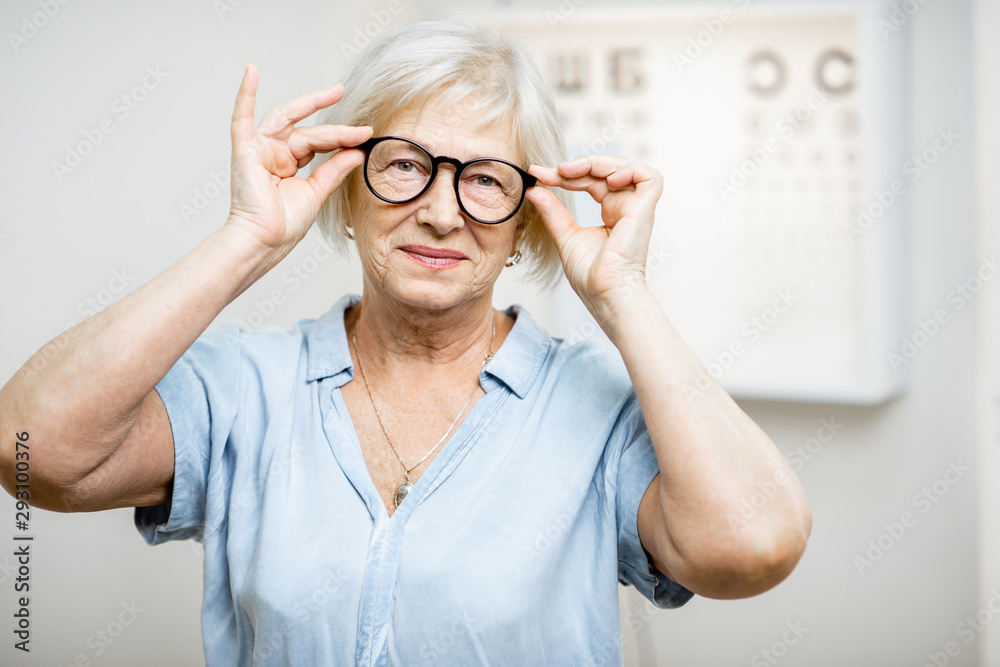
[135,293,693,666]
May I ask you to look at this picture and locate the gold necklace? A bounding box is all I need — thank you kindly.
[351,314,496,509]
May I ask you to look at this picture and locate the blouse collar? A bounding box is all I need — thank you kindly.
[303,293,550,399]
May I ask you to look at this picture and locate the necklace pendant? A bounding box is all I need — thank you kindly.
[394,481,414,508]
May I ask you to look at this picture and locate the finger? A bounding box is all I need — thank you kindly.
[530,164,612,203]
[231,64,259,147]
[258,83,346,137]
[558,155,628,180]
[305,148,366,205]
[606,161,663,194]
[527,164,559,183]
[524,185,581,251]
[286,125,373,162]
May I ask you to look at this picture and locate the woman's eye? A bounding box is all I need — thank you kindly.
[476,175,497,187]
[394,161,415,172]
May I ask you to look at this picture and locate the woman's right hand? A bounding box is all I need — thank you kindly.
[225,63,372,254]
[0,65,374,514]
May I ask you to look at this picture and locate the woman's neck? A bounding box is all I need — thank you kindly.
[345,286,504,385]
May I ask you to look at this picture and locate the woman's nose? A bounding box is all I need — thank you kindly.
[414,166,464,234]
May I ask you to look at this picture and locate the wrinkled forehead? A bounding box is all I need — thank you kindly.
[373,91,522,165]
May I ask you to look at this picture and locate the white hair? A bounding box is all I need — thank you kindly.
[308,19,572,288]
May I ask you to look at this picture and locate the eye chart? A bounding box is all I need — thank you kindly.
[493,1,909,404]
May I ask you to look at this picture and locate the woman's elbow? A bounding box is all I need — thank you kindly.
[737,510,811,596]
[1,452,80,514]
[685,503,813,600]
[0,411,87,514]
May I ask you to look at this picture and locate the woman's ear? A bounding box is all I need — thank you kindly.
[511,218,527,252]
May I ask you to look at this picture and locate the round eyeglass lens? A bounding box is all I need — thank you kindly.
[458,160,523,223]
[366,139,433,202]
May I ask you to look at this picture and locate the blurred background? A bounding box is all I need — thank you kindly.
[0,0,996,664]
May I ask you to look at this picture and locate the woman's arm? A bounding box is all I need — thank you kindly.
[0,65,371,512]
[0,225,274,512]
[606,286,810,599]
[526,157,812,599]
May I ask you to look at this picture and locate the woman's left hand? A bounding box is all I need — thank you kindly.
[526,155,662,319]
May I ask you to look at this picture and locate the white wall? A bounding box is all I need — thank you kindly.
[603,0,979,665]
[0,0,988,666]
[599,0,980,665]
[976,0,1000,664]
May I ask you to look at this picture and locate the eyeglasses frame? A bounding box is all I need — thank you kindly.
[356,135,537,225]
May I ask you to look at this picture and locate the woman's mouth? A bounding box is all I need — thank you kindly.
[399,245,467,269]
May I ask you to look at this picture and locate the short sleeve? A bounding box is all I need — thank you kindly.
[133,321,244,546]
[611,390,695,609]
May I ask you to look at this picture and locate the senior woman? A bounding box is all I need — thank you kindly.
[0,20,810,667]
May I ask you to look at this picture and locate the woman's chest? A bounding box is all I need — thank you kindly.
[338,380,486,517]
[352,419,419,519]
[230,382,616,631]
[231,444,613,667]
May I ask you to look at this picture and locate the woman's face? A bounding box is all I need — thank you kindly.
[350,98,526,313]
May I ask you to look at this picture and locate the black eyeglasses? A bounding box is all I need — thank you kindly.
[357,136,537,224]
